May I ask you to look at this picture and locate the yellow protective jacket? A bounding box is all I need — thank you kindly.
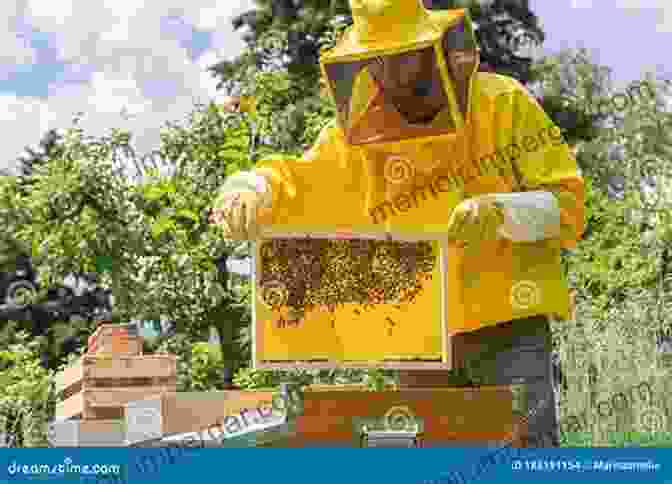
[252,71,584,335]
[217,4,584,356]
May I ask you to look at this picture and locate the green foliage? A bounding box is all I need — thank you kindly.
[0,100,257,390]
[225,0,545,85]
[190,342,227,391]
[233,366,398,391]
[0,331,55,447]
[547,58,672,444]
[528,49,614,145]
[155,334,195,392]
[233,367,286,390]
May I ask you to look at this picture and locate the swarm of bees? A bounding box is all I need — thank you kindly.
[259,238,436,322]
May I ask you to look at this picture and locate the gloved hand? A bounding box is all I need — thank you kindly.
[209,172,271,240]
[447,196,505,248]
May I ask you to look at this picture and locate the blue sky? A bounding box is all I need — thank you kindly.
[532,0,672,89]
[0,0,670,179]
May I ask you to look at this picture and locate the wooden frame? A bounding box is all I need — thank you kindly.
[252,230,452,370]
[54,354,178,421]
[55,354,177,395]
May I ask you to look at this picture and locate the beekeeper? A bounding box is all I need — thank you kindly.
[210,0,584,447]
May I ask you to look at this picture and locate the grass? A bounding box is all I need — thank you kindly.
[551,302,672,448]
[562,431,672,447]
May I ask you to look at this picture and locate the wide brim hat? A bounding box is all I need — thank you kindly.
[321,0,476,64]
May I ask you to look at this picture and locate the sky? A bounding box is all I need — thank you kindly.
[1,0,671,176]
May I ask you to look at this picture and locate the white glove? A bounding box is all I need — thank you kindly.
[209,172,272,240]
[487,191,561,243]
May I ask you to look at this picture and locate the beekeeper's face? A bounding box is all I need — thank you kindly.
[369,47,447,124]
[321,18,479,144]
[375,49,431,93]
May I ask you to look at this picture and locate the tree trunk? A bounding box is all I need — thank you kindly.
[216,324,236,389]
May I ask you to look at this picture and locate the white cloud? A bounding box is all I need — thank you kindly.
[613,0,672,33]
[0,0,256,173]
[0,1,38,80]
[569,0,593,8]
[0,94,58,173]
[87,72,151,116]
[571,1,672,32]
[26,0,73,26]
[0,32,36,80]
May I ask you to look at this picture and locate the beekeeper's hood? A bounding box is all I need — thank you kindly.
[321,0,480,146]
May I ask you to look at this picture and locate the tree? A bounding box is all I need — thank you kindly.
[528,49,622,149]
[207,0,547,164]
[0,127,115,370]
[545,67,672,436]
[0,102,259,388]
[218,0,545,87]
[136,102,256,387]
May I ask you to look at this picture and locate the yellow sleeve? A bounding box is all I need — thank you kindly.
[507,83,586,248]
[253,119,365,229]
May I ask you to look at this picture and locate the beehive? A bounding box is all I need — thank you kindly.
[124,390,277,446]
[278,384,528,447]
[55,354,177,421]
[49,420,126,447]
[87,323,143,356]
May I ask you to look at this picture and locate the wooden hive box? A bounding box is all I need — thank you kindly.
[88,323,143,356]
[48,419,126,447]
[277,384,528,447]
[55,354,177,421]
[124,390,278,446]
